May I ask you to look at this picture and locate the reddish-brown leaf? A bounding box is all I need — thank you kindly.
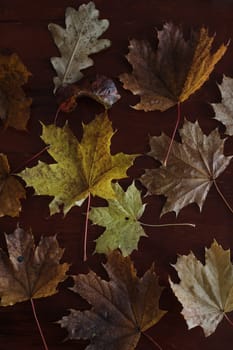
[0,227,69,306]
[59,250,166,349]
[57,75,121,112]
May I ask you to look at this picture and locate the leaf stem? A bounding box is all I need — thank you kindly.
[11,146,50,174]
[30,298,49,350]
[142,331,163,350]
[213,179,233,215]
[163,102,181,167]
[224,313,233,327]
[139,221,195,228]
[83,193,91,262]
[54,105,62,125]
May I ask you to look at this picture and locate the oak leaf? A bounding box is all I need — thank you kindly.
[119,23,227,111]
[57,75,121,112]
[59,250,166,349]
[49,2,111,92]
[211,75,233,135]
[0,226,69,306]
[0,153,25,217]
[0,53,31,130]
[140,119,232,216]
[89,182,146,256]
[170,240,233,336]
[19,113,137,215]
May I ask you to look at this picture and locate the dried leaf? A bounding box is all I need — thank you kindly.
[0,53,31,130]
[0,226,69,306]
[0,153,25,217]
[59,250,166,349]
[140,119,232,216]
[120,23,227,111]
[89,182,146,256]
[57,75,121,112]
[170,240,233,336]
[49,2,111,92]
[211,75,233,135]
[19,113,137,215]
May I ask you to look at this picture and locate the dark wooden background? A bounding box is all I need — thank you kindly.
[0,0,233,349]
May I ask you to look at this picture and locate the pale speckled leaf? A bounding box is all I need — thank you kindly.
[49,2,111,92]
[170,240,233,336]
[140,119,232,216]
[59,250,166,349]
[211,75,233,135]
[0,227,69,306]
[89,182,146,256]
[119,23,227,112]
[19,113,136,215]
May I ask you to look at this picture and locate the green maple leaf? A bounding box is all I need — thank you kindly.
[19,113,137,215]
[89,182,146,256]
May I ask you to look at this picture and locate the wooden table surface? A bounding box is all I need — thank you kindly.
[0,0,233,349]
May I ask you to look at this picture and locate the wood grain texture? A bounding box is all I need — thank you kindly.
[0,0,233,349]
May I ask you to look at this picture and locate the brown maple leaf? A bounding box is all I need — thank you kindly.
[0,53,32,130]
[140,119,232,216]
[120,23,227,112]
[59,250,166,349]
[0,226,69,306]
[0,153,25,217]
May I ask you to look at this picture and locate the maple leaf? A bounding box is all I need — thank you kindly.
[211,75,233,135]
[170,240,233,337]
[49,2,111,92]
[59,250,166,349]
[119,23,227,112]
[89,182,146,256]
[57,75,121,112]
[19,113,137,215]
[0,153,25,217]
[140,119,232,216]
[0,226,69,306]
[0,53,31,130]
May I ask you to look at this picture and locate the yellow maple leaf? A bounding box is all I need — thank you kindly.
[19,112,137,215]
